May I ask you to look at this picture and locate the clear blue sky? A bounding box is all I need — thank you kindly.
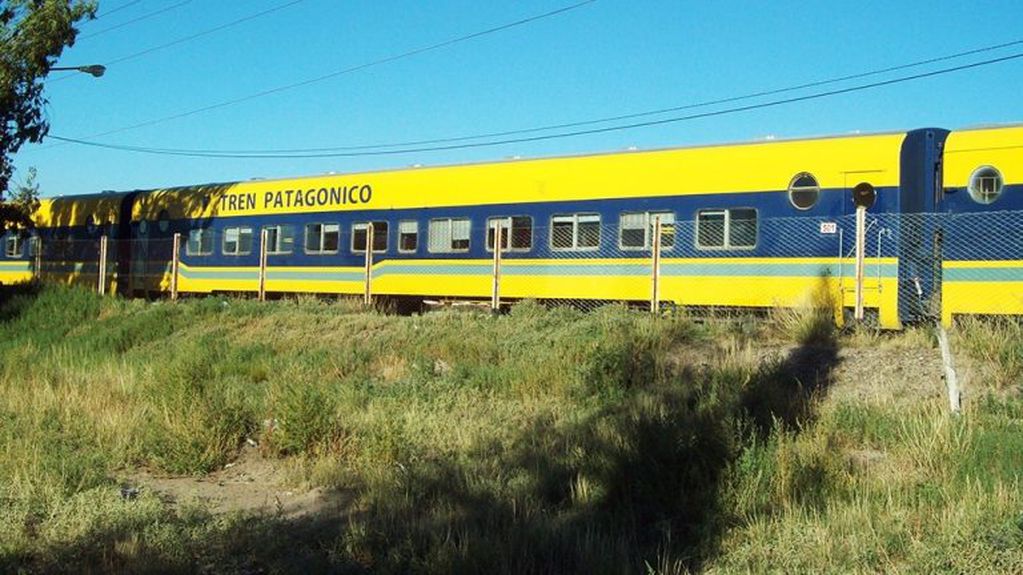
[13,0,1023,197]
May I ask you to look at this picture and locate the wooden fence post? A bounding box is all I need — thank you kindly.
[258,228,268,302]
[492,223,503,311]
[650,216,662,313]
[363,223,374,306]
[97,235,108,295]
[34,236,42,280]
[171,232,181,301]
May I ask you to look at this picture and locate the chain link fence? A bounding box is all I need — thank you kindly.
[7,210,1020,326]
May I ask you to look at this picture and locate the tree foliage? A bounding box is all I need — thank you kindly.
[1,0,96,224]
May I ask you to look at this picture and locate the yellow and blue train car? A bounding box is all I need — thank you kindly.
[5,124,1018,328]
[120,128,936,328]
[938,124,1023,325]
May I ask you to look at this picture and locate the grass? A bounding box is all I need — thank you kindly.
[0,283,1020,573]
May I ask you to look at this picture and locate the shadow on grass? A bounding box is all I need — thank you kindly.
[3,297,842,574]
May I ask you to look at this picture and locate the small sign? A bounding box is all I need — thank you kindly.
[819,222,838,235]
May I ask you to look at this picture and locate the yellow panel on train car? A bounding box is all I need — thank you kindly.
[169,132,906,218]
[34,193,129,228]
[943,124,1023,187]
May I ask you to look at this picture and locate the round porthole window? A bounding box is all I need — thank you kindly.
[157,209,170,233]
[788,172,820,210]
[968,165,1003,204]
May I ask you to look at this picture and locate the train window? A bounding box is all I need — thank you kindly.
[619,211,674,250]
[551,213,600,251]
[968,165,1004,204]
[187,228,214,256]
[352,221,388,253]
[4,233,23,258]
[399,220,419,253]
[788,172,820,210]
[696,209,757,250]
[158,210,170,233]
[428,218,471,253]
[487,216,532,252]
[26,233,39,258]
[263,225,294,255]
[222,226,253,256]
[86,214,98,235]
[305,223,340,254]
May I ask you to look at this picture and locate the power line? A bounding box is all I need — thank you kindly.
[96,0,144,19]
[47,50,1023,159]
[79,0,191,40]
[68,0,598,140]
[87,37,1023,154]
[51,0,307,84]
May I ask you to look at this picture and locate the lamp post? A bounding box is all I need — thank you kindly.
[50,64,106,77]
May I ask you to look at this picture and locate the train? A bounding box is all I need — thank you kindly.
[1,123,1020,328]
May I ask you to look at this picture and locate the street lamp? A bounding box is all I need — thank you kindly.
[50,64,106,77]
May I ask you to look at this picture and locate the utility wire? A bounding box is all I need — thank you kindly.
[87,37,1023,154]
[66,0,598,140]
[47,50,1023,159]
[51,0,307,84]
[96,0,144,19]
[79,0,191,40]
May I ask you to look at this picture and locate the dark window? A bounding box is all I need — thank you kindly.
[696,209,757,250]
[305,223,340,254]
[352,221,388,253]
[399,220,418,253]
[487,216,532,251]
[263,225,294,254]
[187,228,214,256]
[788,172,820,210]
[222,226,253,256]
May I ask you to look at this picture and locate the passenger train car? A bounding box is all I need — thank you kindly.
[0,123,1019,328]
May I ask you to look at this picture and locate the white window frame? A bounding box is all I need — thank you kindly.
[550,213,600,252]
[262,224,295,255]
[486,216,533,253]
[428,217,471,254]
[351,221,389,254]
[695,208,758,251]
[4,234,23,258]
[222,226,253,256]
[618,211,675,251]
[305,222,340,255]
[187,228,214,256]
[398,220,419,254]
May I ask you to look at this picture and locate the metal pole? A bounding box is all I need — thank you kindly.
[854,207,866,321]
[171,232,181,301]
[492,222,503,311]
[258,228,268,301]
[34,236,42,279]
[363,224,374,306]
[97,235,108,295]
[650,216,662,313]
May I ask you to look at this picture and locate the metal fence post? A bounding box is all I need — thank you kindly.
[363,223,374,306]
[650,216,662,313]
[492,223,503,311]
[97,235,108,295]
[171,232,181,301]
[258,228,268,302]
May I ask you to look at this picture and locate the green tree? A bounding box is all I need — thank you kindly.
[1,0,96,226]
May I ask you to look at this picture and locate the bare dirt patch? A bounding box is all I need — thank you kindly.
[125,443,345,519]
